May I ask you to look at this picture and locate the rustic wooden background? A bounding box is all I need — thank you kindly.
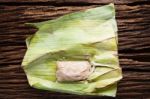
[0,0,150,99]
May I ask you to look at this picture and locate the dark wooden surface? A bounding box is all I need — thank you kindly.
[0,0,150,99]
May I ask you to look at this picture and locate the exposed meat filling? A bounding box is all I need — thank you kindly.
[56,61,91,82]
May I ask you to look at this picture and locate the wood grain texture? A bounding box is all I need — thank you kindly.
[0,0,149,5]
[0,0,150,99]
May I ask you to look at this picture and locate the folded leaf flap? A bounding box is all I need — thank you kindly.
[29,3,115,28]
[95,69,122,88]
[88,67,113,81]
[94,83,117,97]
[22,15,117,66]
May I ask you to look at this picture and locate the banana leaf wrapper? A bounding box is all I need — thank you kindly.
[22,3,122,97]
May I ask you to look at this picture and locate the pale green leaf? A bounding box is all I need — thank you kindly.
[22,3,122,97]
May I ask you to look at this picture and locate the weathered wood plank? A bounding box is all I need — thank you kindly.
[0,1,150,99]
[0,0,149,5]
